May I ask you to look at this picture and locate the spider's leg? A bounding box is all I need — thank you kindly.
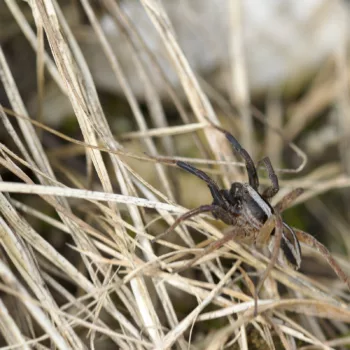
[208,123,259,190]
[255,214,276,246]
[213,191,239,224]
[151,204,216,243]
[258,157,279,200]
[173,227,243,273]
[256,217,301,268]
[274,188,304,212]
[176,161,226,206]
[254,212,283,316]
[224,131,259,190]
[280,223,302,269]
[294,228,350,291]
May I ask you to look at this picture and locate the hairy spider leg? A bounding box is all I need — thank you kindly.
[279,223,301,269]
[173,227,243,274]
[255,216,301,269]
[152,162,232,243]
[275,188,304,213]
[209,123,259,190]
[258,157,279,200]
[151,202,237,243]
[254,212,283,316]
[176,161,226,206]
[151,204,215,243]
[294,229,350,291]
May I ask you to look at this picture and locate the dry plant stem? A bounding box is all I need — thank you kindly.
[67,9,170,338]
[4,0,66,92]
[0,182,181,213]
[121,122,207,139]
[255,213,277,246]
[266,91,283,166]
[173,228,243,274]
[79,0,173,201]
[161,262,240,349]
[106,0,210,162]
[102,0,176,171]
[1,37,90,348]
[0,242,69,350]
[0,12,148,337]
[275,188,304,212]
[255,213,283,316]
[295,229,350,291]
[2,107,309,175]
[251,105,308,174]
[139,0,234,190]
[285,72,343,142]
[307,198,350,254]
[229,0,253,156]
[1,106,161,164]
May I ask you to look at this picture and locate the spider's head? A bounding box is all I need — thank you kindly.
[229,182,244,202]
[229,182,266,206]
[230,183,273,224]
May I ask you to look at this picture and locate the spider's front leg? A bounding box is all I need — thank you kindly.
[151,204,216,243]
[152,161,227,243]
[208,122,259,191]
[151,201,238,243]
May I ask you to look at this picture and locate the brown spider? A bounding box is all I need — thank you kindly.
[152,124,350,310]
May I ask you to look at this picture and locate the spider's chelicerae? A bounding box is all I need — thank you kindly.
[153,124,350,297]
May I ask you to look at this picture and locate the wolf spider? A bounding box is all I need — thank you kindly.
[152,124,350,311]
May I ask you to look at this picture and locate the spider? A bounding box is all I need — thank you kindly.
[152,123,350,306]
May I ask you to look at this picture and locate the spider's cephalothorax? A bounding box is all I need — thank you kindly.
[153,125,302,270]
[226,182,273,229]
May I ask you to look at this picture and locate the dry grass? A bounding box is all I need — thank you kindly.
[0,0,349,349]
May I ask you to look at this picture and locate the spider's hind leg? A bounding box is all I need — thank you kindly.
[294,229,350,291]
